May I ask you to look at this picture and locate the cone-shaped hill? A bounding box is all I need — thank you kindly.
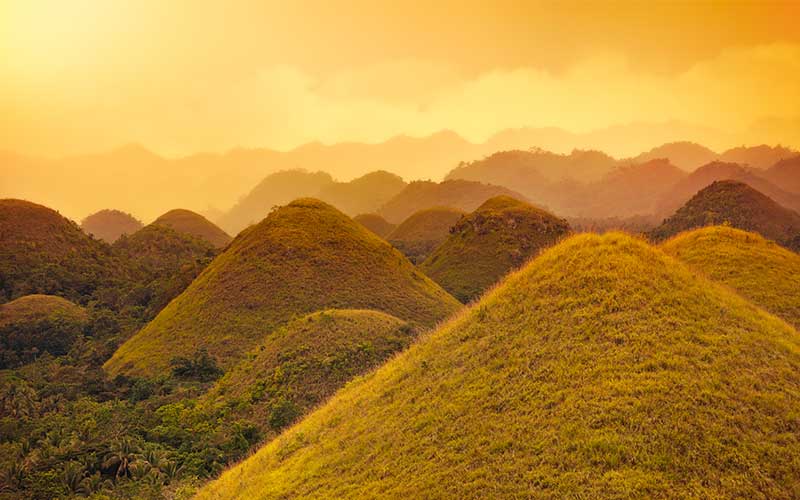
[764,155,800,195]
[650,180,800,251]
[105,199,460,377]
[152,208,232,248]
[196,233,800,499]
[421,196,570,302]
[80,209,143,243]
[316,170,407,216]
[353,213,395,238]
[0,199,118,303]
[663,226,800,328]
[199,309,417,439]
[387,206,465,263]
[0,294,88,367]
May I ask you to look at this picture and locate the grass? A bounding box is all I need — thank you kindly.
[663,225,800,328]
[0,294,87,327]
[152,209,232,248]
[195,232,800,499]
[104,199,461,378]
[353,213,395,239]
[199,309,417,439]
[420,196,570,302]
[387,206,465,263]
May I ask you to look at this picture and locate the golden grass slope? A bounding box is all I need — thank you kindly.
[152,209,232,248]
[0,294,87,328]
[196,233,800,499]
[663,225,800,329]
[105,199,460,377]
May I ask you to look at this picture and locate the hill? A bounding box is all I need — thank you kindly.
[663,226,800,328]
[631,141,718,170]
[421,196,570,302]
[353,213,395,238]
[0,294,88,367]
[104,199,461,377]
[218,170,334,235]
[378,180,526,224]
[152,208,232,248]
[80,209,143,243]
[650,180,800,251]
[198,309,417,439]
[0,199,118,304]
[764,155,800,194]
[316,171,407,216]
[719,144,798,169]
[387,207,465,263]
[196,233,800,499]
[655,161,800,216]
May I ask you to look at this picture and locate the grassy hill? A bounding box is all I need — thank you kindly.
[218,170,334,235]
[0,294,88,367]
[316,171,407,216]
[378,180,526,224]
[650,180,800,250]
[195,232,800,499]
[353,213,395,238]
[387,207,465,263]
[198,309,417,439]
[104,199,460,377]
[764,155,800,194]
[80,209,143,243]
[421,196,570,302]
[663,226,800,328]
[0,199,118,304]
[152,208,232,248]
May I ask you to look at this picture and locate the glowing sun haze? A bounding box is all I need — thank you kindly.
[2,0,800,157]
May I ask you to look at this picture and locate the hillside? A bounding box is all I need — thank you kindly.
[316,171,407,216]
[0,294,88,367]
[0,199,118,304]
[378,180,526,224]
[631,141,718,170]
[218,170,334,234]
[80,209,143,243]
[104,199,460,377]
[719,144,798,169]
[353,213,395,238]
[196,233,800,499]
[421,196,570,302]
[199,309,417,439]
[650,180,800,250]
[152,209,232,248]
[764,155,800,194]
[663,226,800,328]
[387,207,465,263]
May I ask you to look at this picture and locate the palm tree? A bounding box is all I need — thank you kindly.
[61,461,86,494]
[102,437,141,479]
[0,381,37,418]
[0,462,27,492]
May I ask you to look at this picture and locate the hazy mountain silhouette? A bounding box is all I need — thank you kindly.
[80,209,143,243]
[387,207,466,264]
[316,171,407,216]
[152,209,232,248]
[763,155,800,194]
[632,141,718,170]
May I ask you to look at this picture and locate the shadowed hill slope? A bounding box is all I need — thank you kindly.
[196,233,800,499]
[105,199,460,377]
[316,171,407,216]
[650,180,800,250]
[631,141,718,170]
[199,309,417,439]
[353,213,395,238]
[152,209,232,248]
[586,159,687,217]
[421,196,570,302]
[387,207,465,264]
[0,199,118,304]
[80,209,143,243]
[719,144,797,169]
[764,156,800,194]
[378,180,526,224]
[663,226,800,328]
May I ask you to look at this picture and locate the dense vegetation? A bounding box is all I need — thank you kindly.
[151,210,231,248]
[196,233,800,499]
[80,210,143,244]
[353,213,395,238]
[105,199,460,378]
[421,196,571,302]
[387,207,465,263]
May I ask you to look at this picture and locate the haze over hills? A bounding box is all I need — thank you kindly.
[314,170,407,216]
[421,196,570,302]
[104,199,460,377]
[650,180,800,251]
[353,213,395,238]
[631,141,718,170]
[196,233,800,499]
[663,226,800,328]
[764,156,800,194]
[80,209,143,243]
[387,207,466,264]
[151,209,232,248]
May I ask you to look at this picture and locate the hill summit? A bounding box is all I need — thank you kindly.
[80,209,143,243]
[152,208,232,248]
[650,180,800,250]
[387,206,465,263]
[105,199,460,377]
[196,233,800,499]
[421,196,570,302]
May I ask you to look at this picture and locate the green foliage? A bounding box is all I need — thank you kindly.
[170,349,223,382]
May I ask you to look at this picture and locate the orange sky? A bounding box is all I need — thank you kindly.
[2,0,800,156]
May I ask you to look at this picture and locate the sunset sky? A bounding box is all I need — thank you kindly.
[2,0,800,156]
